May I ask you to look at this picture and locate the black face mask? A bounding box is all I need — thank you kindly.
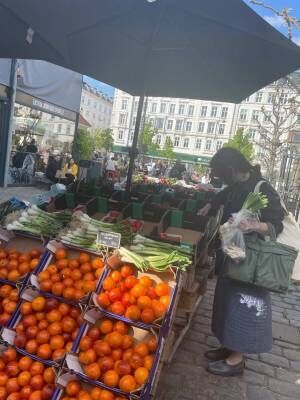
[212,167,234,186]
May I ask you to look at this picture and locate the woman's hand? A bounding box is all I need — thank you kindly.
[238,220,269,235]
[197,203,212,216]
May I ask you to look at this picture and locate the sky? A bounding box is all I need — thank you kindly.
[83,0,300,97]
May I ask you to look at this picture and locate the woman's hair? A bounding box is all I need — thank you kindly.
[210,148,261,179]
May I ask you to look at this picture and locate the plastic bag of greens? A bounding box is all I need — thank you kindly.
[220,192,269,262]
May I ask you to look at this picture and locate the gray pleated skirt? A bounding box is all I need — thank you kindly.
[212,276,272,354]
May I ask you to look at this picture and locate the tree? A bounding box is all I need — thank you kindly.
[93,128,114,153]
[160,137,175,159]
[224,128,255,161]
[253,78,300,185]
[138,123,159,155]
[73,128,93,161]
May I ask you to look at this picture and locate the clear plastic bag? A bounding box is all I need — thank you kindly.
[220,209,258,262]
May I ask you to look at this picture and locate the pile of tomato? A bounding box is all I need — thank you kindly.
[78,318,157,393]
[0,247,41,282]
[96,265,171,324]
[38,248,104,302]
[14,296,82,360]
[0,284,19,327]
[61,380,125,400]
[0,347,55,400]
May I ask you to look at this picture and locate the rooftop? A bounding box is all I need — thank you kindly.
[82,81,113,103]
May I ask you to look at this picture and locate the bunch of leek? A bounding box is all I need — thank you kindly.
[242,192,269,213]
[5,205,71,237]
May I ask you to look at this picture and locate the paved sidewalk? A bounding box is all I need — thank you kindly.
[157,279,300,400]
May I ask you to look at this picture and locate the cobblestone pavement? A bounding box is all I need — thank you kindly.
[157,279,300,400]
[0,186,47,203]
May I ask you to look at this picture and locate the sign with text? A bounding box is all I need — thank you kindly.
[97,231,121,249]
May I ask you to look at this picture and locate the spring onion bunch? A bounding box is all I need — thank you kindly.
[242,192,269,213]
[5,205,72,237]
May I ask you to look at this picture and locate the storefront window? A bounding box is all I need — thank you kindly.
[8,103,76,185]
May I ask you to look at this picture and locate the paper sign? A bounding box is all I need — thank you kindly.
[97,231,121,249]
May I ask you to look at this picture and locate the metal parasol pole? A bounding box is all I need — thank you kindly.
[126,94,145,192]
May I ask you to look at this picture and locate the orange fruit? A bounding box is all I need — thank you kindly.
[122,335,133,350]
[40,280,52,292]
[155,282,170,297]
[160,295,171,307]
[84,363,101,380]
[37,344,52,359]
[134,343,149,357]
[66,380,81,396]
[120,265,134,278]
[137,296,152,310]
[99,319,114,335]
[98,356,114,373]
[107,332,123,349]
[114,321,128,335]
[90,387,102,400]
[30,362,44,376]
[147,336,158,352]
[7,270,20,282]
[124,275,138,289]
[30,259,40,270]
[119,375,136,392]
[152,302,167,319]
[94,340,111,357]
[47,310,62,323]
[111,348,122,362]
[55,248,67,260]
[62,287,75,300]
[19,356,33,371]
[50,335,64,350]
[32,296,46,312]
[141,308,155,324]
[18,262,30,275]
[99,390,114,400]
[103,370,119,388]
[47,264,58,275]
[20,302,32,315]
[57,259,69,270]
[52,282,64,296]
[91,258,104,270]
[125,305,141,321]
[134,367,149,386]
[97,293,110,308]
[25,340,38,354]
[111,301,125,316]
[130,284,147,298]
[102,277,115,291]
[144,355,154,370]
[129,353,143,369]
[139,276,152,288]
[43,367,55,384]
[17,371,31,387]
[111,271,121,282]
[79,252,90,264]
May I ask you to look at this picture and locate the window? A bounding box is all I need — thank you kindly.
[167,120,173,130]
[216,140,223,151]
[94,101,97,109]
[134,101,139,112]
[118,130,123,140]
[207,122,215,134]
[247,129,256,139]
[121,99,128,110]
[255,92,263,103]
[130,131,134,141]
[81,96,85,104]
[87,99,91,106]
[155,118,164,129]
[160,103,166,113]
[179,104,185,115]
[201,106,207,117]
[185,121,192,132]
[221,107,228,119]
[211,106,218,118]
[58,124,62,133]
[183,138,189,148]
[66,125,71,135]
[132,117,136,127]
[218,124,225,135]
[198,122,205,133]
[169,104,175,114]
[205,139,212,151]
[174,136,180,147]
[175,120,183,131]
[195,138,202,149]
[268,93,275,104]
[264,111,271,123]
[243,97,249,103]
[252,110,259,122]
[297,114,300,123]
[156,135,161,145]
[188,105,194,116]
[151,102,157,113]
[280,93,289,104]
[119,113,126,125]
[239,109,248,121]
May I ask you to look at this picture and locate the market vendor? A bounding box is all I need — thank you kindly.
[57,158,78,185]
[198,148,284,377]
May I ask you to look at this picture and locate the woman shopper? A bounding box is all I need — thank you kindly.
[199,148,285,377]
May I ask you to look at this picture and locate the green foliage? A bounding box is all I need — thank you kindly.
[138,123,159,154]
[73,128,93,161]
[160,137,175,159]
[194,164,206,176]
[224,128,255,161]
[93,128,114,152]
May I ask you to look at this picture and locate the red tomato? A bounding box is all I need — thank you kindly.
[108,288,122,303]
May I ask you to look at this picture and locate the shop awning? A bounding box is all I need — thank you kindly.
[0,0,300,103]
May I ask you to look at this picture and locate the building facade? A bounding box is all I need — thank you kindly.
[111,73,300,163]
[80,82,113,130]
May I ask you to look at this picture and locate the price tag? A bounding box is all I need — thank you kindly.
[97,231,121,249]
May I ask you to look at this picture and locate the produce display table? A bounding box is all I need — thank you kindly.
[0,187,220,399]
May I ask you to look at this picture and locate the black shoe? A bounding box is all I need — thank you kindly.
[207,359,245,377]
[204,348,231,362]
